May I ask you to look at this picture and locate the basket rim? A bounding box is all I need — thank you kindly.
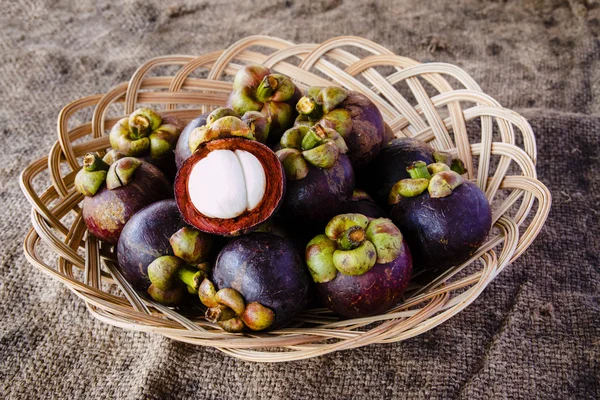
[20,35,552,362]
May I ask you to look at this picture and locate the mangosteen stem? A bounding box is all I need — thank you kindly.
[177,265,205,291]
[406,161,432,180]
[337,226,367,250]
[129,108,162,140]
[256,75,278,102]
[83,153,110,172]
[296,96,323,121]
[301,125,327,150]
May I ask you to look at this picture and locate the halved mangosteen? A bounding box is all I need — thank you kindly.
[175,138,285,236]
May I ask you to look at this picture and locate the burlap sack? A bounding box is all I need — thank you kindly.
[1,1,598,398]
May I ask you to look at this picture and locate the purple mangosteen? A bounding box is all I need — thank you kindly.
[227,65,302,146]
[109,108,184,181]
[360,137,436,205]
[276,124,354,226]
[174,107,271,169]
[202,233,311,331]
[116,199,215,298]
[295,86,385,170]
[388,161,491,277]
[305,214,412,318]
[75,153,172,244]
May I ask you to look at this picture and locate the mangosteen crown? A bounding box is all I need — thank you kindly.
[305,214,405,283]
[198,279,275,332]
[175,138,285,237]
[275,124,348,181]
[227,65,298,143]
[230,65,296,112]
[109,108,183,159]
[75,153,148,196]
[388,157,468,204]
[146,226,214,306]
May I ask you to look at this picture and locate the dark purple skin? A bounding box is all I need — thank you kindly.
[282,154,355,226]
[359,137,435,205]
[318,239,412,318]
[141,153,177,183]
[336,197,388,219]
[174,113,209,170]
[212,233,311,329]
[83,162,172,245]
[319,91,384,170]
[117,199,186,291]
[389,181,492,276]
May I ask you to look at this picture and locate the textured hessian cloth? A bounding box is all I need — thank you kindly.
[1,1,599,399]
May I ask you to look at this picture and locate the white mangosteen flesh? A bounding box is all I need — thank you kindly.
[187,149,266,219]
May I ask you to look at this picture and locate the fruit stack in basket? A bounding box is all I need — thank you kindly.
[75,64,492,333]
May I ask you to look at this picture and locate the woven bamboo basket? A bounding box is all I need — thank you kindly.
[20,36,551,362]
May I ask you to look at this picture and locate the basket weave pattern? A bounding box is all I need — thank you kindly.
[20,36,551,362]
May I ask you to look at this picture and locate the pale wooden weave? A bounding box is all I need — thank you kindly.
[20,35,551,362]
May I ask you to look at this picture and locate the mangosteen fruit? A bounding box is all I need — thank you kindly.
[109,108,184,181]
[199,233,310,331]
[295,86,385,170]
[175,136,285,236]
[227,65,302,146]
[276,124,354,226]
[175,107,271,169]
[336,189,387,219]
[117,199,215,295]
[75,153,172,244]
[305,214,412,318]
[388,160,491,277]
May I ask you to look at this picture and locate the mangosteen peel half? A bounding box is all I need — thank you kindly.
[117,199,216,294]
[77,154,172,244]
[227,65,301,145]
[388,160,492,277]
[306,214,412,318]
[296,86,385,169]
[211,233,311,330]
[175,137,285,236]
[109,108,184,180]
[276,125,355,226]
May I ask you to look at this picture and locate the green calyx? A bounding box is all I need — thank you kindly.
[276,124,348,180]
[241,111,270,144]
[433,150,467,175]
[198,278,275,332]
[388,178,429,205]
[428,170,464,198]
[389,158,468,203]
[147,255,205,292]
[105,157,142,190]
[306,214,404,282]
[255,74,295,103]
[406,161,432,180]
[188,108,256,152]
[276,148,309,180]
[169,227,213,265]
[109,108,181,159]
[229,66,296,139]
[296,86,348,121]
[74,153,110,196]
